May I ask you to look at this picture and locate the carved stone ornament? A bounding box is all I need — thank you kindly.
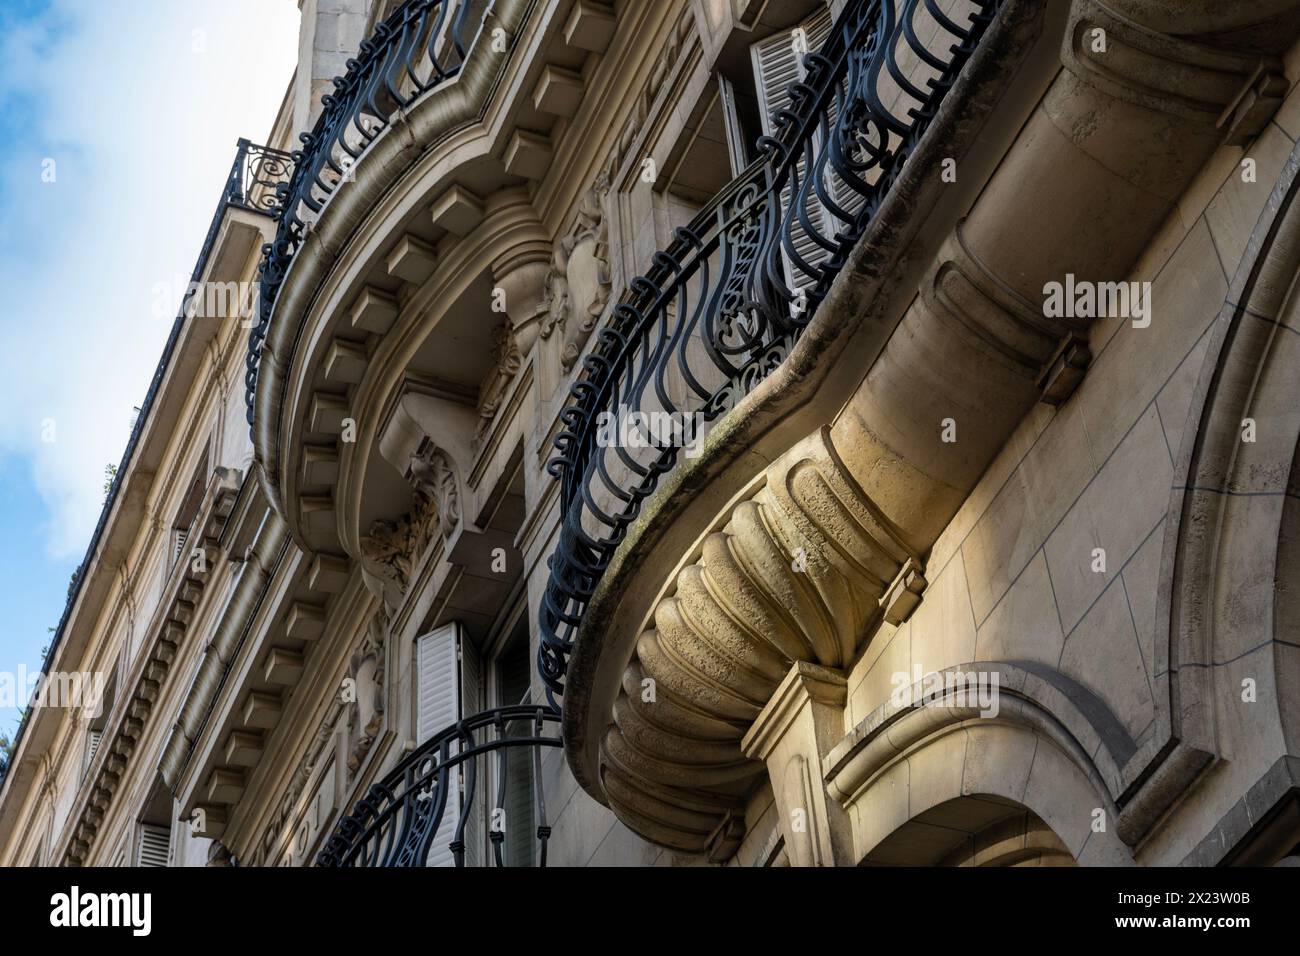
[359,516,415,614]
[262,696,345,862]
[347,611,389,774]
[540,173,612,371]
[476,321,523,439]
[409,439,461,542]
[359,440,462,612]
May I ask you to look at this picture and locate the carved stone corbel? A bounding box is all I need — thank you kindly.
[352,379,481,615]
[409,440,460,543]
[359,440,466,613]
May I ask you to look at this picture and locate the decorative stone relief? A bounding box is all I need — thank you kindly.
[347,611,388,775]
[602,7,696,185]
[262,697,344,864]
[359,517,414,612]
[359,439,463,613]
[476,322,522,439]
[409,439,460,542]
[539,174,612,371]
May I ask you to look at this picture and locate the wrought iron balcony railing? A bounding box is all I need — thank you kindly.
[537,0,1001,700]
[317,705,562,867]
[226,138,295,216]
[244,0,488,430]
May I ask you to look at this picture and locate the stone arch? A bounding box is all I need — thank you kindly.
[1128,138,1300,846]
[865,795,1075,867]
[824,668,1135,866]
[1275,437,1300,755]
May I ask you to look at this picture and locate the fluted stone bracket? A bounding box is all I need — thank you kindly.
[597,427,919,856]
[741,662,854,867]
[1062,0,1285,121]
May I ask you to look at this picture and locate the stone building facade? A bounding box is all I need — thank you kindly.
[3,0,1300,868]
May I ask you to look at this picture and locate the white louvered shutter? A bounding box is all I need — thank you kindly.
[136,824,170,867]
[173,527,188,565]
[87,728,102,763]
[416,624,462,867]
[751,6,837,299]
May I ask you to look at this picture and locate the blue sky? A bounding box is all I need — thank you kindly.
[0,0,300,739]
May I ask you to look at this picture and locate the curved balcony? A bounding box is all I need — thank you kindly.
[318,705,561,867]
[241,0,563,580]
[538,0,1001,702]
[244,0,483,432]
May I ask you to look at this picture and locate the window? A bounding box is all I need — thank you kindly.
[414,601,545,867]
[749,5,846,297]
[168,447,209,569]
[84,668,116,777]
[134,776,173,867]
[135,824,170,867]
[650,3,840,297]
[490,620,535,867]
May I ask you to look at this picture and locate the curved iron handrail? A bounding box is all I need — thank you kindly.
[244,0,488,429]
[537,0,1001,700]
[317,705,562,867]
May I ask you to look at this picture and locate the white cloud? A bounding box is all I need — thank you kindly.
[0,0,301,558]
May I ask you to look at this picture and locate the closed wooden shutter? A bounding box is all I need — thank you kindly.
[751,5,837,298]
[136,824,170,867]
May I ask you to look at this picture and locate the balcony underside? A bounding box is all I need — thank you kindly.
[555,0,1300,860]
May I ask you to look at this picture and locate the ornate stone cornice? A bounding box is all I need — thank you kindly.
[59,472,240,865]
